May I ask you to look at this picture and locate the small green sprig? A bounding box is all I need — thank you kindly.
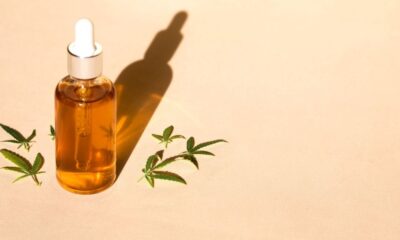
[0,123,36,151]
[49,125,55,140]
[182,137,227,169]
[140,125,227,188]
[139,150,187,187]
[0,149,45,185]
[152,125,185,148]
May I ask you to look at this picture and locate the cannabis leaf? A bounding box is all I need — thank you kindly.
[140,125,227,188]
[49,125,55,140]
[181,137,227,169]
[0,149,45,185]
[139,152,187,187]
[152,125,185,148]
[191,139,228,152]
[0,123,36,151]
[152,171,187,184]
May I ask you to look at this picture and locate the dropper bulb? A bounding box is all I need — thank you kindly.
[73,18,95,57]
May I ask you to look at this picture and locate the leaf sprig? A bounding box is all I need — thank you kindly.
[140,125,227,188]
[0,123,36,151]
[0,123,47,186]
[0,149,45,185]
[152,125,185,148]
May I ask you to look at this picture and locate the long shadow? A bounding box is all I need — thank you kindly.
[115,11,188,179]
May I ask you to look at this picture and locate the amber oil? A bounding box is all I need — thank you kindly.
[55,76,116,194]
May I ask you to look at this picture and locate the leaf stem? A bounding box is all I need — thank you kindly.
[31,174,40,186]
[137,175,145,183]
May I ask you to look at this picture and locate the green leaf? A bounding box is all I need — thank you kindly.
[152,134,163,141]
[26,129,36,141]
[0,149,32,172]
[193,150,215,156]
[184,155,199,169]
[12,174,31,183]
[186,137,195,152]
[1,140,20,143]
[145,175,154,188]
[192,139,227,152]
[0,123,25,142]
[163,126,174,140]
[145,155,158,171]
[170,135,185,140]
[154,154,185,170]
[153,171,187,184]
[32,153,44,173]
[49,125,55,140]
[155,150,164,160]
[142,126,227,187]
[153,158,176,169]
[2,166,27,174]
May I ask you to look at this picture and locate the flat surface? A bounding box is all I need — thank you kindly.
[1,0,400,239]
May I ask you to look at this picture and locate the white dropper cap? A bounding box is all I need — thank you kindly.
[70,19,95,57]
[67,18,103,79]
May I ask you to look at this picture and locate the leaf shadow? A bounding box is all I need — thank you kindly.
[115,11,188,180]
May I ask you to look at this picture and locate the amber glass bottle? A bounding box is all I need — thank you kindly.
[55,18,116,194]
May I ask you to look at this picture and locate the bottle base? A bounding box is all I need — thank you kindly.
[56,171,115,194]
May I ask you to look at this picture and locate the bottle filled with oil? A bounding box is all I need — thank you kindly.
[55,19,116,194]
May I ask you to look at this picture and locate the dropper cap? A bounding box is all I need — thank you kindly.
[67,18,103,79]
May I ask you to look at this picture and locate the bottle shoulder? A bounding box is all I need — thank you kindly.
[56,75,115,103]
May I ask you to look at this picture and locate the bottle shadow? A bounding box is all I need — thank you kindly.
[114,11,188,179]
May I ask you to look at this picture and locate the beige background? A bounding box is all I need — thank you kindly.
[1,0,400,239]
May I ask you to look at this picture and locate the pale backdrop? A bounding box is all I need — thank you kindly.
[1,0,400,239]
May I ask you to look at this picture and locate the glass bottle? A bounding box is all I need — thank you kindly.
[55,18,116,194]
